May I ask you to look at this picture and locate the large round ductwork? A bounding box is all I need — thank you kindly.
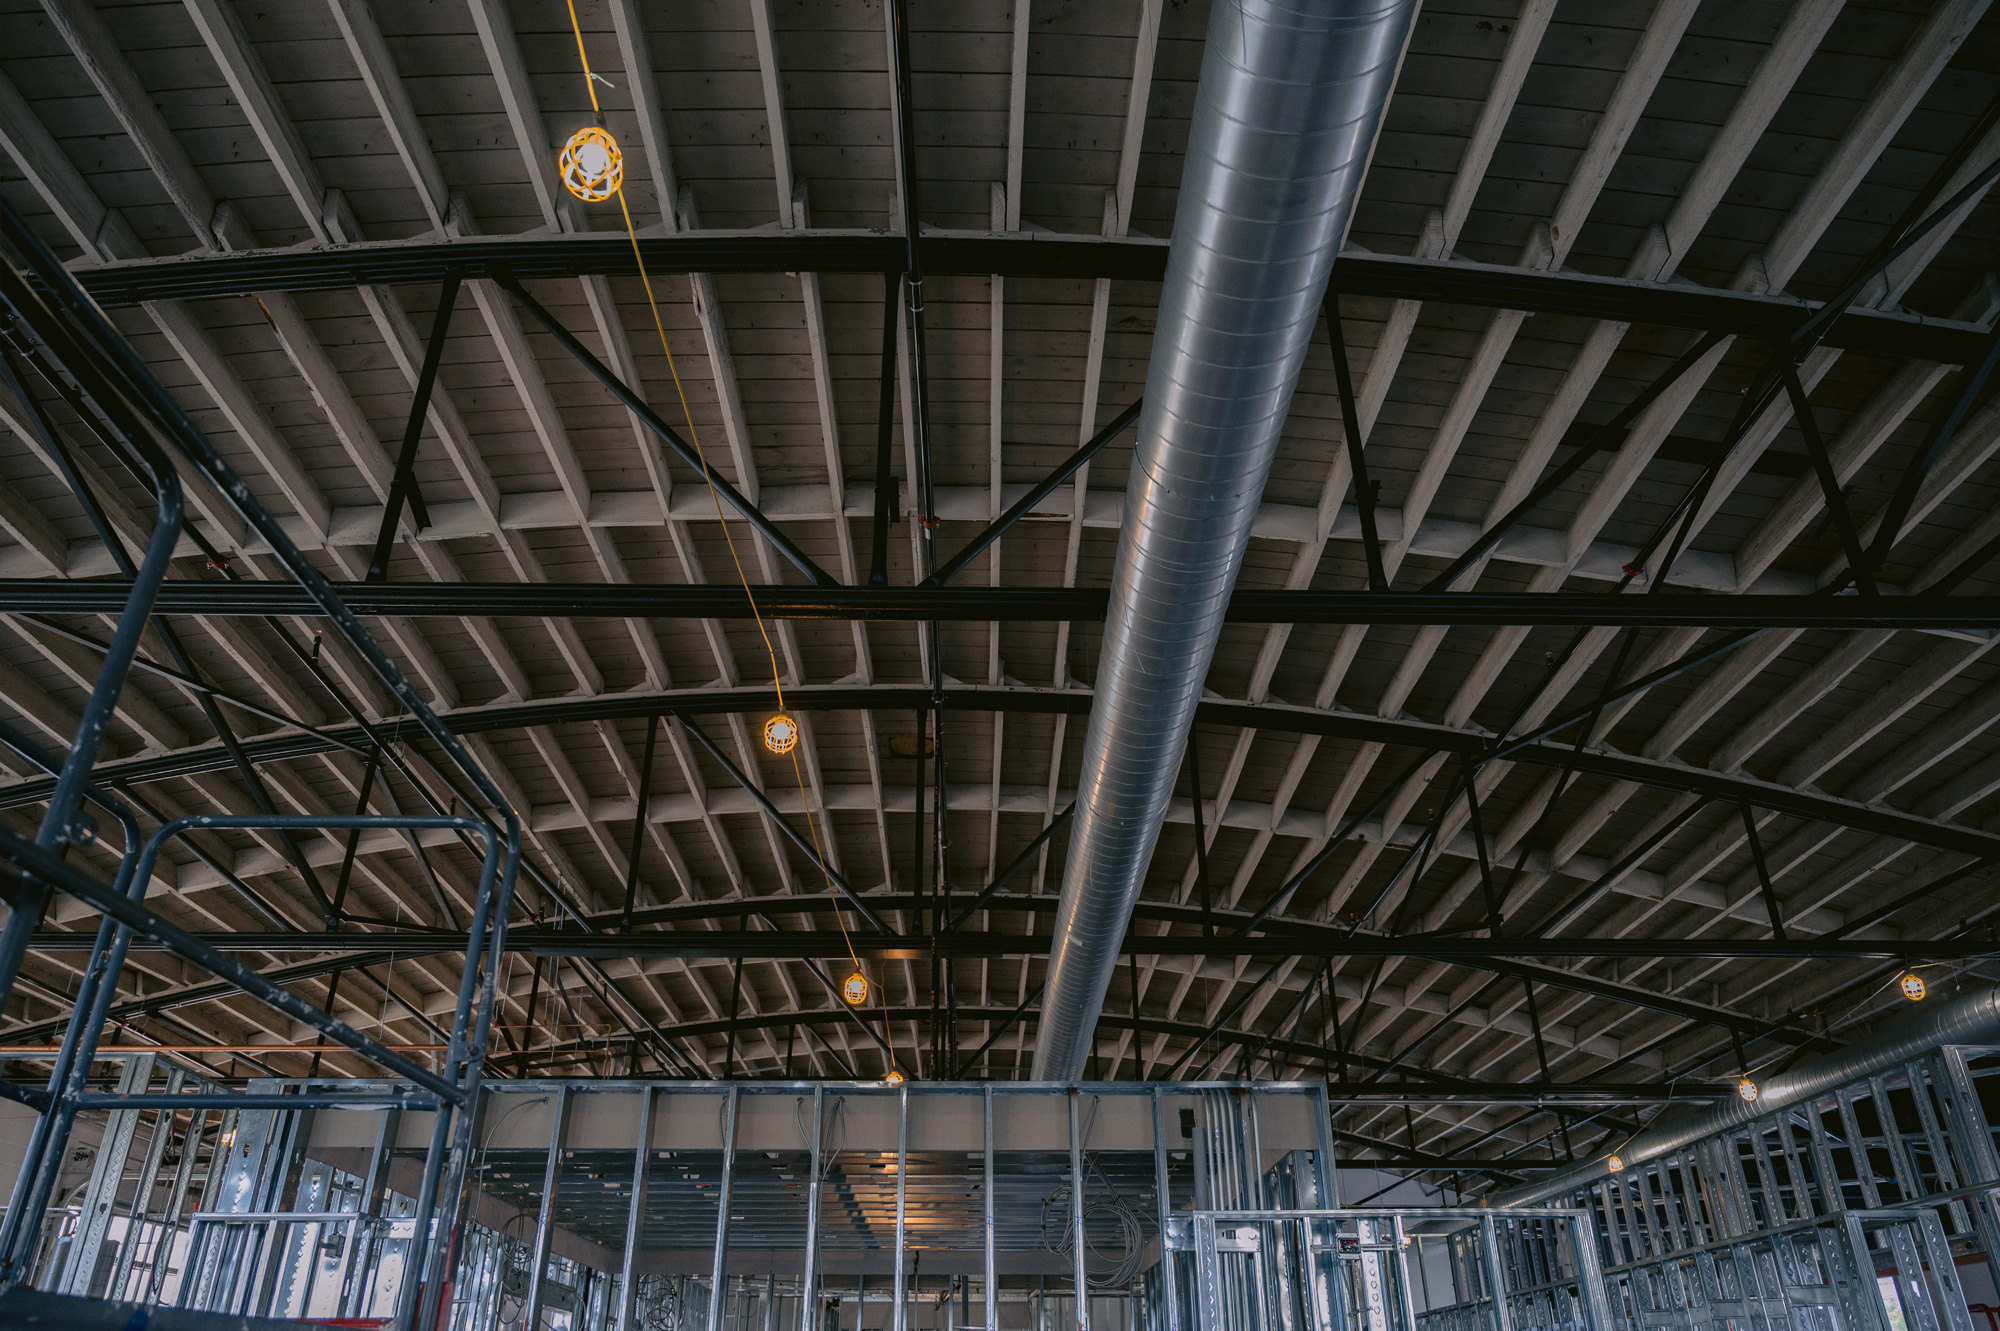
[1032,0,1420,1081]
[1486,981,2000,1208]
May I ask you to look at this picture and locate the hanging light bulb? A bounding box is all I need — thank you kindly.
[1737,1077,1760,1102]
[763,713,800,755]
[559,126,623,201]
[1900,971,1927,1002]
[842,970,870,1007]
[884,1069,906,1086]
[1606,1154,1625,1173]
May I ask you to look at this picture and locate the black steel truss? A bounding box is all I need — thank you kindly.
[21,926,1983,962]
[4,880,1874,1058]
[366,276,454,580]
[925,400,1143,587]
[0,995,1725,1108]
[2,683,1990,860]
[7,582,1999,627]
[500,277,838,587]
[57,237,1996,366]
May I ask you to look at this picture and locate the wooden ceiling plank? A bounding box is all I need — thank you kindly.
[179,0,331,243]
[323,0,449,229]
[1308,0,2000,1093]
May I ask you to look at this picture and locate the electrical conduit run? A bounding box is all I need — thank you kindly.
[1032,0,1420,1080]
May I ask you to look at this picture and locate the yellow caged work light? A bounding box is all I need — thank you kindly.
[560,126,623,202]
[842,970,870,1007]
[763,714,800,755]
[1900,971,1927,1002]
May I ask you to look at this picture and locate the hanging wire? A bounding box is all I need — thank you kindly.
[560,3,892,1073]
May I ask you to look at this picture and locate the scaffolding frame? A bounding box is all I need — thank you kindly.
[14,1077,1339,1327]
[0,183,524,1331]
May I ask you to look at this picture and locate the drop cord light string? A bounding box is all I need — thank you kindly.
[561,6,896,1077]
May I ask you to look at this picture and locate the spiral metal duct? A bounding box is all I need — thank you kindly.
[1031,0,1420,1081]
[1485,981,2000,1207]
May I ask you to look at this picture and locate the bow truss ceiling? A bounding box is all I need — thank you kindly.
[5,0,2000,1186]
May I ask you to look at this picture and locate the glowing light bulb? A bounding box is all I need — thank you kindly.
[1737,1077,1759,1102]
[763,713,799,755]
[1606,1155,1625,1173]
[842,970,869,1007]
[1900,972,1927,1002]
[559,126,623,201]
[884,1069,906,1086]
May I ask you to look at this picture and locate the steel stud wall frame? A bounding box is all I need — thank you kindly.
[1426,1206,1971,1331]
[1522,1044,2000,1321]
[0,812,504,1314]
[24,1074,1987,1331]
[9,1077,1341,1329]
[0,187,524,1330]
[1178,1206,1615,1331]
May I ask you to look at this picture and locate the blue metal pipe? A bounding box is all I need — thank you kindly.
[407,801,515,1328]
[0,721,147,1273]
[0,461,177,1018]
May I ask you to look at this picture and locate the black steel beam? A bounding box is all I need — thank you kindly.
[673,716,889,933]
[486,1004,1721,1106]
[0,997,1675,1106]
[4,683,1993,861]
[947,803,1073,929]
[1865,323,2000,578]
[1323,294,1386,591]
[1782,363,1878,596]
[10,581,2000,628]
[1421,331,1728,592]
[925,400,1143,586]
[1531,796,1715,937]
[868,272,899,587]
[365,276,454,579]
[499,277,839,588]
[31,927,1989,962]
[59,236,1993,365]
[9,877,1837,1052]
